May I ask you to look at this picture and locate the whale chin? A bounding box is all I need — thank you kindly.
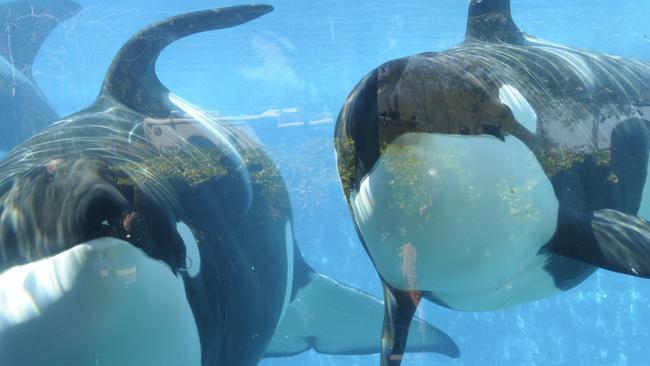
[0,237,201,366]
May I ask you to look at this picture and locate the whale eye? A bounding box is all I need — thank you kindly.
[481,123,505,141]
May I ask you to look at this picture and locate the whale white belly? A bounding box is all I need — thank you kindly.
[0,237,201,366]
[351,132,561,311]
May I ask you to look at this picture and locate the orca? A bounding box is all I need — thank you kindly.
[0,5,459,366]
[334,0,650,364]
[0,0,81,151]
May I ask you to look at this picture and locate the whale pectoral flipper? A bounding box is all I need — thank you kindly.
[590,209,650,277]
[263,273,459,359]
[548,208,650,278]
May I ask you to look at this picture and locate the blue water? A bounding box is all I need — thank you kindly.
[18,0,650,365]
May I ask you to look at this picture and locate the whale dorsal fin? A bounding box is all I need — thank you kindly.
[100,5,273,118]
[0,0,81,79]
[465,0,525,44]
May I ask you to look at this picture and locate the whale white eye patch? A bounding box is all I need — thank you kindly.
[177,222,200,278]
[499,84,538,133]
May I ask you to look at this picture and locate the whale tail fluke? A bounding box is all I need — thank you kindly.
[263,271,459,359]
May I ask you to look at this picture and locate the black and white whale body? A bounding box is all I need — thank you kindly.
[0,0,81,152]
[335,0,650,364]
[0,5,458,365]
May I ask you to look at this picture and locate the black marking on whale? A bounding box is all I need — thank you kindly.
[0,0,81,151]
[0,4,458,366]
[335,0,650,365]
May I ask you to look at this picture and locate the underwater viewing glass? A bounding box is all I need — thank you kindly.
[0,0,649,365]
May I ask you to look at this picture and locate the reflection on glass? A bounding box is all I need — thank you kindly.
[335,0,650,365]
[0,3,455,366]
[0,0,650,365]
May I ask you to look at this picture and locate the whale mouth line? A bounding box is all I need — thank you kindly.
[77,185,129,242]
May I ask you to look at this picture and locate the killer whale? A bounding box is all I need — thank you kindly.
[0,5,459,365]
[0,0,81,151]
[335,0,650,364]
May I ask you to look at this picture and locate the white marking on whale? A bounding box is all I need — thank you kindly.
[0,237,201,365]
[352,132,560,311]
[177,222,201,278]
[277,220,294,327]
[499,84,538,133]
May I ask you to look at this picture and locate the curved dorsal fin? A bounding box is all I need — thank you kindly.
[0,0,81,79]
[99,5,273,118]
[465,0,524,44]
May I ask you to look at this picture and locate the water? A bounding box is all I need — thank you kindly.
[3,0,650,365]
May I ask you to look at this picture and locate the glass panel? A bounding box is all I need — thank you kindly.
[0,1,649,365]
